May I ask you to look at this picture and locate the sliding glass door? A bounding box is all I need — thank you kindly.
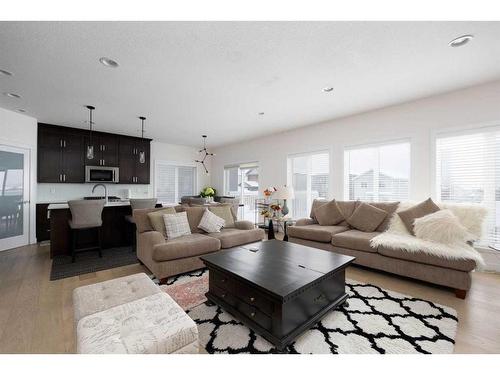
[224,163,259,221]
[0,144,30,251]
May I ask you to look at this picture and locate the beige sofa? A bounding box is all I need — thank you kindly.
[133,206,265,283]
[288,200,477,299]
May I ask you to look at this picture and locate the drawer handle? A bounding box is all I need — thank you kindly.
[250,311,256,317]
[220,278,226,283]
[221,293,227,298]
[249,297,255,302]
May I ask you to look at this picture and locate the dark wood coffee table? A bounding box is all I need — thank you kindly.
[200,240,355,351]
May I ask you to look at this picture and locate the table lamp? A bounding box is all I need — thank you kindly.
[274,185,295,216]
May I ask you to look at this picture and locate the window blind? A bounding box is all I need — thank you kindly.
[155,163,196,204]
[345,141,410,202]
[288,151,329,219]
[436,127,500,246]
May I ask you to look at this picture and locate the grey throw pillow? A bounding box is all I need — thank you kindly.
[314,199,344,226]
[397,198,440,235]
[162,211,192,239]
[347,202,388,232]
[309,199,328,221]
[198,209,225,233]
[369,201,400,232]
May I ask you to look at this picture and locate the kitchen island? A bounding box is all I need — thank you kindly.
[47,201,135,258]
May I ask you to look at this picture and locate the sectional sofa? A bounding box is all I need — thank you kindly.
[133,206,265,283]
[287,200,477,298]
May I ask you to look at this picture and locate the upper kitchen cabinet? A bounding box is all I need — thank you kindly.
[118,137,151,184]
[37,124,85,183]
[84,133,119,167]
[37,123,151,184]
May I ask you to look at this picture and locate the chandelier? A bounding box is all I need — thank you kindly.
[195,135,215,175]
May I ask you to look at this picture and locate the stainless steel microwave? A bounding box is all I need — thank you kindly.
[85,166,119,183]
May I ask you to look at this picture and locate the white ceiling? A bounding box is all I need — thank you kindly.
[1,21,500,147]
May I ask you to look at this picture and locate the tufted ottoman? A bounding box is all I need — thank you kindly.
[73,273,199,354]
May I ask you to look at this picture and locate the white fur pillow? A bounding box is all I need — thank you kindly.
[413,209,472,245]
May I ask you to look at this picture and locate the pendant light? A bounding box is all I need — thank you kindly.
[195,135,215,175]
[138,116,146,164]
[85,105,95,160]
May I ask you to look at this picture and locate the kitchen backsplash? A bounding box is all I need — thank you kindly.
[37,183,153,203]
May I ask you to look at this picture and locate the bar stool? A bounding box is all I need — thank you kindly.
[125,198,158,251]
[68,199,105,263]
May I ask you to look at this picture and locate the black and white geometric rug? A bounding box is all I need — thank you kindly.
[167,270,458,354]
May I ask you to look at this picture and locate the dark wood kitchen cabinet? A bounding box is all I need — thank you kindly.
[37,123,151,184]
[84,133,119,167]
[119,137,151,184]
[37,124,85,183]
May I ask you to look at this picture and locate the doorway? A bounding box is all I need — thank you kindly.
[0,144,31,251]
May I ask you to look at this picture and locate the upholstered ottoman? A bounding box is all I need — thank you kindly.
[73,273,161,322]
[73,273,199,354]
[77,293,199,354]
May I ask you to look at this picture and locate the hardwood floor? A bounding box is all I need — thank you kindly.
[0,241,499,353]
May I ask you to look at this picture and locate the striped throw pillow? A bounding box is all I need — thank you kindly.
[162,211,191,239]
[198,208,225,233]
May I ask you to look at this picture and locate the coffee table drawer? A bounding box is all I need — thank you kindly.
[210,269,236,294]
[235,281,274,316]
[210,284,237,307]
[236,298,272,331]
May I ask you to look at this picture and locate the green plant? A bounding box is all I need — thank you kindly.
[200,186,216,197]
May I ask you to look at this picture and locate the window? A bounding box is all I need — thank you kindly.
[287,151,330,219]
[344,141,410,202]
[155,162,197,204]
[224,162,259,221]
[436,127,500,246]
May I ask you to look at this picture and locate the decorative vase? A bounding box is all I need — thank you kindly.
[282,199,289,216]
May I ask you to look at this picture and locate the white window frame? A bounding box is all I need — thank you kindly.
[343,138,412,201]
[287,149,331,217]
[154,160,198,205]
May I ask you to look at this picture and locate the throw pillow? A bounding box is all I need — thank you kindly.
[198,208,225,233]
[209,205,235,228]
[162,211,192,239]
[413,209,472,244]
[314,199,344,226]
[347,202,388,232]
[147,207,177,237]
[369,201,400,232]
[309,199,328,221]
[397,198,440,235]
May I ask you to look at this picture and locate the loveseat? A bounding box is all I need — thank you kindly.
[288,199,480,298]
[133,206,264,283]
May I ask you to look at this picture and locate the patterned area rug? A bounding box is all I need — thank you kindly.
[50,246,138,280]
[162,269,458,354]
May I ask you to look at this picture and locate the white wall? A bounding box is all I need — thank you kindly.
[0,107,38,244]
[212,79,500,199]
[37,140,210,202]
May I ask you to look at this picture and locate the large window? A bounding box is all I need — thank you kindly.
[224,162,259,221]
[155,161,197,204]
[436,127,500,246]
[287,151,330,219]
[344,141,410,202]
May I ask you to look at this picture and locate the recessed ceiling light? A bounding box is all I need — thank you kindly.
[17,109,26,113]
[449,34,474,47]
[322,87,334,92]
[99,57,119,68]
[4,92,21,99]
[258,112,265,115]
[0,69,13,76]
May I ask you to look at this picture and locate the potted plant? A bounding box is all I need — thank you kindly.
[200,186,216,202]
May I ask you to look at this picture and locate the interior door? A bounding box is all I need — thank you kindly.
[0,144,30,251]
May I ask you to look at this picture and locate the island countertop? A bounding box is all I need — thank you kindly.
[47,200,131,210]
